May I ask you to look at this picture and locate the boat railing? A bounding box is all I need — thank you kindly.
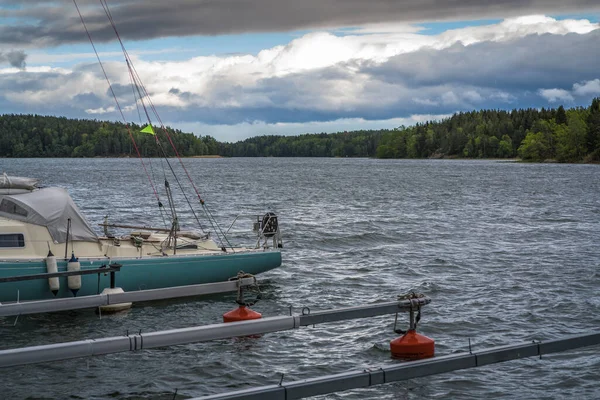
[0,264,122,284]
[226,213,283,250]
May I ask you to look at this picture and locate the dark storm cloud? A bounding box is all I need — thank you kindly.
[0,50,27,69]
[199,30,600,123]
[1,0,600,46]
[365,30,600,93]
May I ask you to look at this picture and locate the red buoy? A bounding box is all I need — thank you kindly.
[223,306,262,323]
[390,330,435,360]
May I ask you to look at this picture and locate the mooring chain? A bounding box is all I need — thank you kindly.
[397,291,426,300]
[229,271,262,307]
[393,292,425,334]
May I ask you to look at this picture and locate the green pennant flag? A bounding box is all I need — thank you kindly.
[140,124,155,135]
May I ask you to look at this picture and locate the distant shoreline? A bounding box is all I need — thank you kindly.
[1,156,597,164]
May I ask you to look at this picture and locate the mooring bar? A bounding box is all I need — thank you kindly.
[0,298,430,367]
[0,277,258,317]
[194,332,600,400]
[0,264,122,283]
[300,298,429,326]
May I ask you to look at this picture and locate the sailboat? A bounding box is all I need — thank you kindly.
[0,3,283,303]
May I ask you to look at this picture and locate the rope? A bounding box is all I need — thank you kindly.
[99,0,224,240]
[229,271,262,307]
[77,0,235,249]
[393,292,425,334]
[97,0,235,248]
[397,292,426,300]
[72,0,162,207]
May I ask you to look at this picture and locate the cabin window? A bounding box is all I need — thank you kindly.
[0,234,25,248]
[0,199,28,217]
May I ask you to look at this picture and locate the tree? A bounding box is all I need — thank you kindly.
[555,105,567,125]
[497,135,514,158]
[586,98,600,161]
[518,131,550,161]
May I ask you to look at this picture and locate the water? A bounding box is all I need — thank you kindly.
[1,158,599,399]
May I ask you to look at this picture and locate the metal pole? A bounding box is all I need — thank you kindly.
[64,218,71,260]
[0,298,429,368]
[195,332,600,400]
[0,277,258,317]
[110,271,116,289]
[0,264,122,283]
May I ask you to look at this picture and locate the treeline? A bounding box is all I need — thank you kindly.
[219,130,382,157]
[221,98,600,162]
[0,115,219,158]
[375,99,600,162]
[1,98,599,162]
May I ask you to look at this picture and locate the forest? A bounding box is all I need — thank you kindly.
[1,98,599,162]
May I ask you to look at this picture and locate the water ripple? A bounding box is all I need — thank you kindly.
[0,158,598,399]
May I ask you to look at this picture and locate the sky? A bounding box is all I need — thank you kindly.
[1,1,600,142]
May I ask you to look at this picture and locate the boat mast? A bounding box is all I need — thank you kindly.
[74,0,236,250]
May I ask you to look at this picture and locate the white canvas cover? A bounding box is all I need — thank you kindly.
[0,187,98,243]
[0,173,39,190]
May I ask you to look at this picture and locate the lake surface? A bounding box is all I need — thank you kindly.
[1,157,599,399]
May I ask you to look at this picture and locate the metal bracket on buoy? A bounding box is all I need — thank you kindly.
[392,293,423,335]
[223,272,263,323]
[390,292,434,360]
[229,272,261,307]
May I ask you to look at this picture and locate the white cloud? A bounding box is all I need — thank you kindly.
[538,88,575,103]
[79,15,599,113]
[537,79,600,103]
[573,79,600,96]
[85,106,116,114]
[489,91,516,103]
[435,15,598,47]
[1,15,599,141]
[441,91,460,105]
[413,97,439,106]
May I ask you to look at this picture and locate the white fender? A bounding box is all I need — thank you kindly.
[45,250,59,295]
[67,253,81,296]
[99,287,132,313]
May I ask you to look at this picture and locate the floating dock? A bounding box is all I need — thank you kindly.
[0,277,258,317]
[0,298,430,368]
[195,332,600,400]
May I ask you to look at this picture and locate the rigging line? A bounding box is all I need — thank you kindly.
[127,60,144,126]
[122,57,204,233]
[99,1,155,135]
[98,0,177,230]
[200,204,235,250]
[99,0,229,241]
[73,0,161,207]
[158,156,170,228]
[100,2,232,251]
[100,1,210,209]
[125,59,168,228]
[154,138,208,234]
[123,61,200,231]
[132,78,217,237]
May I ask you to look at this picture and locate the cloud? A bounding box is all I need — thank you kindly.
[538,89,575,103]
[1,15,599,141]
[537,78,600,103]
[85,106,116,114]
[573,79,600,96]
[0,50,26,69]
[1,1,600,47]
[367,29,600,91]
